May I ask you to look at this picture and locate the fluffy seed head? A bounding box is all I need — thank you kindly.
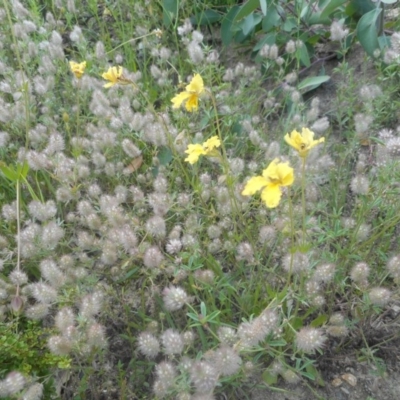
[143,246,164,268]
[282,251,310,274]
[190,361,218,394]
[155,361,176,387]
[368,287,391,306]
[214,345,242,376]
[326,325,349,338]
[137,332,160,358]
[387,254,400,282]
[145,215,166,239]
[281,369,300,384]
[48,335,72,355]
[350,175,369,195]
[296,327,326,353]
[22,383,44,400]
[162,286,188,311]
[5,371,25,395]
[87,323,107,349]
[350,262,370,285]
[313,263,336,283]
[161,328,184,355]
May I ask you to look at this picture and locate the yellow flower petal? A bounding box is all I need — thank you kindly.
[242,158,294,208]
[184,144,206,164]
[203,136,221,152]
[185,94,199,112]
[242,176,269,196]
[102,66,123,87]
[186,73,204,95]
[171,92,191,109]
[69,60,86,79]
[171,73,204,112]
[284,128,324,158]
[261,183,282,208]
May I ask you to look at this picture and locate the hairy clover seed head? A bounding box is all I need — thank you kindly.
[190,361,218,394]
[161,328,184,355]
[369,287,391,306]
[138,332,160,358]
[215,345,242,376]
[296,327,326,353]
[350,175,369,195]
[162,286,188,311]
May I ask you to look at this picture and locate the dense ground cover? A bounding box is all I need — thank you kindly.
[1,0,400,399]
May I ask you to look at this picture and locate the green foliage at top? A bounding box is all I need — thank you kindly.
[187,0,393,69]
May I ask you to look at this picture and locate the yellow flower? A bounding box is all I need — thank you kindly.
[184,136,221,164]
[171,73,204,112]
[284,128,325,158]
[242,159,294,208]
[102,66,124,88]
[69,61,86,79]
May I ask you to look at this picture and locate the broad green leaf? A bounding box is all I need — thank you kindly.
[283,16,297,32]
[157,146,173,166]
[298,75,330,91]
[221,6,240,45]
[297,44,310,67]
[234,0,261,22]
[260,0,267,16]
[240,12,262,36]
[350,0,377,16]
[162,0,178,27]
[262,5,280,32]
[192,10,222,26]
[320,0,347,20]
[253,32,276,52]
[356,8,381,57]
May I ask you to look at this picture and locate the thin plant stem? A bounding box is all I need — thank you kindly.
[15,179,21,295]
[301,157,307,244]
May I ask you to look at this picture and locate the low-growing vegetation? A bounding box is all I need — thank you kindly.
[1,0,400,399]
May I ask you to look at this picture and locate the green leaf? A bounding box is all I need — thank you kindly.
[298,75,330,92]
[297,44,310,67]
[283,16,297,32]
[157,146,173,166]
[234,0,262,22]
[291,317,303,330]
[262,370,278,385]
[162,0,178,27]
[193,10,222,26]
[221,6,240,45]
[253,32,276,52]
[0,164,18,181]
[356,8,381,57]
[240,12,262,36]
[305,363,325,386]
[262,5,280,32]
[310,314,328,327]
[320,0,347,20]
[260,0,267,16]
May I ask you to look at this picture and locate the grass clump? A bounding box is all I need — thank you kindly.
[0,0,400,399]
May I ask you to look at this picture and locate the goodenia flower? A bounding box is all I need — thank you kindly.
[69,61,86,79]
[184,136,221,164]
[171,73,204,112]
[284,128,324,158]
[242,159,294,208]
[102,66,124,88]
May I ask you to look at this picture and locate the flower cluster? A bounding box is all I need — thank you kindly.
[184,136,221,164]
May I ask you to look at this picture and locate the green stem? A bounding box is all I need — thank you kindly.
[301,157,307,244]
